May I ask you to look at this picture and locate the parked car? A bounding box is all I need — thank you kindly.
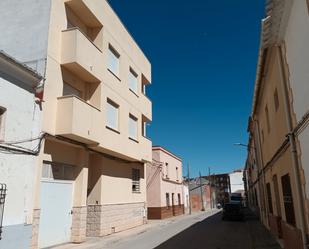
[222,202,244,221]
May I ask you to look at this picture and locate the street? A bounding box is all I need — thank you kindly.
[54,210,281,249]
[156,211,281,249]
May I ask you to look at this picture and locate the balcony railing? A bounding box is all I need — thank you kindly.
[56,95,101,145]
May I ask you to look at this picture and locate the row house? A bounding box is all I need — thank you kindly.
[245,0,309,249]
[0,51,43,249]
[147,146,185,219]
[0,0,152,248]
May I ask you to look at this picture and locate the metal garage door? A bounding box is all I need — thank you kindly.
[38,162,74,248]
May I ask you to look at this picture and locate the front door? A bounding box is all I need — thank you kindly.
[38,180,73,248]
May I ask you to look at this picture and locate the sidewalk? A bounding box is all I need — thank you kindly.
[52,209,219,249]
[245,209,282,249]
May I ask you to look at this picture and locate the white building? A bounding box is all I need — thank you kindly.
[229,169,245,194]
[0,51,43,249]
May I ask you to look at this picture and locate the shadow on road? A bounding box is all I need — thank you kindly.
[155,210,281,249]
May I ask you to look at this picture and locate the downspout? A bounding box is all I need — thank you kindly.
[277,45,308,249]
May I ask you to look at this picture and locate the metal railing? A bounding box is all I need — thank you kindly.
[0,183,7,240]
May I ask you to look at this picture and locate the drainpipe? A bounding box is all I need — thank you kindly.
[278,45,308,249]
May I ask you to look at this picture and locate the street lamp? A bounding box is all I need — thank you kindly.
[233,143,255,149]
[0,183,7,240]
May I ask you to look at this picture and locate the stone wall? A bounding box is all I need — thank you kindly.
[30,209,40,249]
[87,202,146,237]
[71,206,87,243]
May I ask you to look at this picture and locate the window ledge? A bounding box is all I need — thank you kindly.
[107,68,121,82]
[129,88,139,98]
[129,137,139,143]
[106,126,120,134]
[132,191,141,194]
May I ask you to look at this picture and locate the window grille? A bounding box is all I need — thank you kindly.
[132,168,140,193]
[0,183,7,240]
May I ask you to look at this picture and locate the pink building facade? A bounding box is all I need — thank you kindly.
[147,147,184,219]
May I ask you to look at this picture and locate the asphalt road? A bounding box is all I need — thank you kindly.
[155,211,281,249]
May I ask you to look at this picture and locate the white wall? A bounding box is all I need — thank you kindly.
[285,0,309,122]
[229,171,245,194]
[284,0,309,199]
[0,72,41,248]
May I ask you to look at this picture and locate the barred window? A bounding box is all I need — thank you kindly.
[166,193,170,209]
[132,168,140,193]
[281,174,296,226]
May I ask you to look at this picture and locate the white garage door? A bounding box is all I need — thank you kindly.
[38,162,74,248]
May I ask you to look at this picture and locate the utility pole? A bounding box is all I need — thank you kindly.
[187,163,192,215]
[209,167,212,210]
[199,171,205,211]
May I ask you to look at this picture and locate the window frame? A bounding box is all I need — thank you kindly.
[166,193,170,209]
[106,98,120,133]
[107,44,120,78]
[281,174,296,226]
[128,68,138,96]
[132,168,141,193]
[128,114,138,142]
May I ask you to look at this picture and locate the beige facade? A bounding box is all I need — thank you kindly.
[246,1,309,249]
[147,147,184,219]
[0,0,152,248]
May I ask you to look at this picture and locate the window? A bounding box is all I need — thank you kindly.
[129,114,138,141]
[266,183,273,214]
[176,167,179,181]
[0,107,6,141]
[106,99,119,132]
[166,193,170,209]
[63,82,82,98]
[108,45,120,77]
[132,168,140,193]
[178,193,181,206]
[265,105,270,133]
[129,68,138,95]
[273,175,282,217]
[141,74,150,95]
[42,161,75,181]
[166,163,169,179]
[142,120,147,137]
[274,88,279,112]
[281,174,296,226]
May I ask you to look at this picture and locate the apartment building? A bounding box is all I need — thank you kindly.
[0,0,152,248]
[0,51,43,249]
[245,1,309,249]
[229,169,245,194]
[147,147,184,219]
[205,174,230,205]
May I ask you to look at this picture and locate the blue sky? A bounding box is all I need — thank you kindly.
[109,0,265,177]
